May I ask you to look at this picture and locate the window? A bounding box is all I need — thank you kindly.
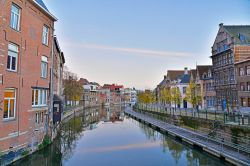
[35,111,44,124]
[246,66,250,75]
[241,98,247,107]
[32,89,47,107]
[183,87,186,94]
[223,44,228,51]
[239,67,245,76]
[10,4,20,31]
[3,89,16,119]
[7,43,18,71]
[239,33,246,43]
[41,56,48,78]
[247,82,250,91]
[42,25,49,45]
[240,83,245,91]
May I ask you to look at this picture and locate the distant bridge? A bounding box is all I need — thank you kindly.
[125,109,250,166]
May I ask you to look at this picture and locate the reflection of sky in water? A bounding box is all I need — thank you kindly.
[11,108,229,166]
[64,117,228,166]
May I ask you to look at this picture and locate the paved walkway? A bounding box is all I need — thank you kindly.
[125,109,250,166]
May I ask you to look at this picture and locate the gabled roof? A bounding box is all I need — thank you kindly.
[89,82,100,86]
[102,84,124,91]
[54,37,65,64]
[166,70,184,81]
[79,78,89,85]
[32,0,57,21]
[35,0,49,12]
[180,74,190,84]
[158,79,168,87]
[197,65,212,79]
[223,25,250,45]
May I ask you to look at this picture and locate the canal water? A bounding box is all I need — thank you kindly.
[11,107,231,166]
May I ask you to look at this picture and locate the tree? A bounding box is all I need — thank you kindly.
[137,90,156,109]
[160,88,172,106]
[184,80,202,110]
[171,87,181,111]
[63,67,83,106]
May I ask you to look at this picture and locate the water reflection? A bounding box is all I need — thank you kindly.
[11,106,230,166]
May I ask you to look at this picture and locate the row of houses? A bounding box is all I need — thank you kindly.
[78,78,137,108]
[0,0,65,160]
[156,23,250,112]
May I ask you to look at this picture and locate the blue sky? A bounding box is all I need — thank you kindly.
[44,0,250,89]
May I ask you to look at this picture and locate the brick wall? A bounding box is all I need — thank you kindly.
[0,0,55,153]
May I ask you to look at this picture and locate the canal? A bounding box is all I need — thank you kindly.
[11,106,231,166]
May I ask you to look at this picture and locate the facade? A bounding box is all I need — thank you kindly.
[156,70,184,104]
[173,68,192,109]
[211,23,250,111]
[194,65,216,110]
[99,88,111,107]
[235,59,250,110]
[124,88,137,106]
[102,84,124,105]
[0,0,63,160]
[82,81,101,108]
[201,67,216,110]
[52,37,65,127]
[156,68,192,108]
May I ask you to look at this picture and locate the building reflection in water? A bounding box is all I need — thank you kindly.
[10,106,229,166]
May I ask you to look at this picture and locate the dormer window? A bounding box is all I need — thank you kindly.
[238,33,246,43]
[203,73,207,79]
[208,70,212,78]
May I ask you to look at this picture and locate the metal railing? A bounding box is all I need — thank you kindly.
[135,103,250,126]
[126,109,250,165]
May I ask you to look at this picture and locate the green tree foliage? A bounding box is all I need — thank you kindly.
[137,90,156,104]
[160,88,172,105]
[184,80,201,109]
[171,87,182,109]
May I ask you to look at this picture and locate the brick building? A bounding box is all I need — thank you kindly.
[193,65,216,110]
[0,0,58,159]
[82,82,101,108]
[102,84,124,105]
[211,23,250,111]
[235,59,250,109]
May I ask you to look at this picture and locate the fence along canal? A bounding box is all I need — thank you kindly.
[125,108,250,166]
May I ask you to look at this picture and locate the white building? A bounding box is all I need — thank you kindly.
[171,68,192,109]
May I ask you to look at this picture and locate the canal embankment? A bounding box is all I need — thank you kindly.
[125,108,250,166]
[134,104,250,151]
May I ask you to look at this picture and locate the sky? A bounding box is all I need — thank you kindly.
[43,0,250,90]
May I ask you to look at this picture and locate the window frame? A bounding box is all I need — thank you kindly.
[41,56,48,78]
[3,89,16,120]
[239,67,245,76]
[32,88,48,107]
[10,3,21,31]
[7,43,19,72]
[42,25,49,45]
[246,66,250,75]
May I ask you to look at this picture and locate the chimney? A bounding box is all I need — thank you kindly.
[184,67,188,75]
